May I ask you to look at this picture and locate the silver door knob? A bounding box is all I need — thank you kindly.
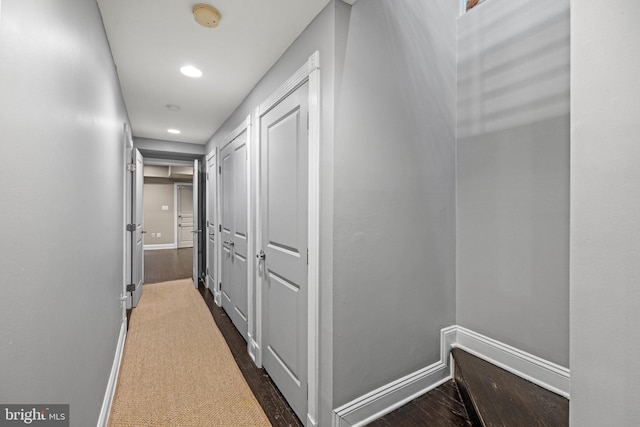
[257,250,266,260]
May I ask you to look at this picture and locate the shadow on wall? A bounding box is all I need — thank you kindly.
[457,0,570,139]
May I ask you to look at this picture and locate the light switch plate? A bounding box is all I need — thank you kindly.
[161,205,169,211]
[157,232,162,238]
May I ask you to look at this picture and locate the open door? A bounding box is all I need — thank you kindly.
[206,152,217,296]
[192,159,200,287]
[130,148,144,307]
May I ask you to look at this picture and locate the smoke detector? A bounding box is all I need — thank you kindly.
[193,4,221,28]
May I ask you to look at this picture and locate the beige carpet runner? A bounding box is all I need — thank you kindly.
[108,279,271,426]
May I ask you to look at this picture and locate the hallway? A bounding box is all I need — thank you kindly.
[1,1,639,426]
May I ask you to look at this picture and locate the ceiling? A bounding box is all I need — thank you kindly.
[97,0,331,145]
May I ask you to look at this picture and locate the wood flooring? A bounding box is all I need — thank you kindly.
[452,348,569,427]
[144,248,192,284]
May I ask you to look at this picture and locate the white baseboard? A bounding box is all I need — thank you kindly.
[97,321,127,427]
[332,325,570,426]
[451,326,570,398]
[307,413,319,427]
[332,327,456,427]
[143,243,177,251]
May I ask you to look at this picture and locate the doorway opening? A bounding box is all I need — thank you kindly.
[125,152,205,317]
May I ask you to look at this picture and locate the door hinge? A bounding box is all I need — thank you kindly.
[219,224,222,232]
[206,172,209,181]
[126,223,135,232]
[127,163,136,172]
[218,165,222,174]
[126,284,135,292]
[206,267,209,275]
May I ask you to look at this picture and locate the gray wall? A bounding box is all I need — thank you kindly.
[0,1,128,425]
[333,0,457,405]
[456,0,570,367]
[143,180,176,246]
[205,2,340,424]
[570,0,640,424]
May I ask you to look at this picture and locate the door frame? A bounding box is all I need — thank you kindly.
[255,51,321,426]
[174,182,194,249]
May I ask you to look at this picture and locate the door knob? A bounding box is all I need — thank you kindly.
[257,250,266,260]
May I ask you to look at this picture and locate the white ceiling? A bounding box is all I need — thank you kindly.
[97,0,331,145]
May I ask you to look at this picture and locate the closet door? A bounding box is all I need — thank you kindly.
[259,81,309,422]
[220,130,249,339]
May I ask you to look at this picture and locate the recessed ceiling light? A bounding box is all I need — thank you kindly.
[166,104,181,112]
[167,129,181,134]
[180,65,202,78]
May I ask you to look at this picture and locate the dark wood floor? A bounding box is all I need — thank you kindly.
[144,248,192,284]
[368,380,473,427]
[452,348,569,427]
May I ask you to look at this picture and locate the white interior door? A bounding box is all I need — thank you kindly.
[192,159,200,287]
[220,130,249,339]
[259,81,309,422]
[130,148,144,307]
[177,185,194,248]
[206,153,217,293]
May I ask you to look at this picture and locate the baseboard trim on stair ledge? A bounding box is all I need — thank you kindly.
[332,326,457,427]
[97,320,127,427]
[452,326,570,399]
[332,325,569,426]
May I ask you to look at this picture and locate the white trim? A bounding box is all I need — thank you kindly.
[258,51,319,116]
[253,106,263,367]
[306,50,321,427]
[244,115,255,363]
[214,144,222,307]
[451,326,571,398]
[332,325,570,426]
[97,321,127,427]
[256,51,321,425]
[332,327,456,427]
[143,243,177,251]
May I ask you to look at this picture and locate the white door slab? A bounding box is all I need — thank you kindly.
[131,148,144,307]
[206,152,217,294]
[220,130,249,339]
[192,159,200,287]
[260,81,309,422]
